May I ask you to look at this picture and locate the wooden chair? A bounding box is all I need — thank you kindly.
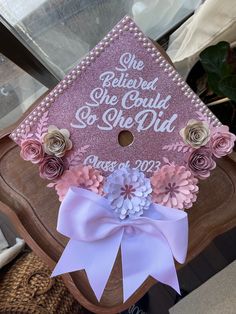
[1,43,236,312]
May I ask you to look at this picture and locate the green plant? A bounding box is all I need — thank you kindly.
[200,41,236,101]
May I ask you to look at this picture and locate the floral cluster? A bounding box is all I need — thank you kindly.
[179,119,236,179]
[19,116,235,219]
[52,162,199,219]
[20,125,72,180]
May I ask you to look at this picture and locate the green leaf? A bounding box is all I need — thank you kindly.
[200,41,231,76]
[207,72,222,95]
[219,75,236,102]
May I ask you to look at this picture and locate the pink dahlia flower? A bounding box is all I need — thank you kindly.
[54,164,104,201]
[151,164,199,210]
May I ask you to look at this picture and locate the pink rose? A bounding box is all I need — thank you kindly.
[39,156,64,180]
[187,147,216,179]
[20,139,44,164]
[211,126,236,158]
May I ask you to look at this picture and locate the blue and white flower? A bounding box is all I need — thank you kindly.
[104,167,152,219]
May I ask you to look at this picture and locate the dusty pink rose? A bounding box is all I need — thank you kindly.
[211,125,236,158]
[54,165,104,201]
[187,147,216,179]
[20,139,44,164]
[39,156,64,180]
[151,164,199,210]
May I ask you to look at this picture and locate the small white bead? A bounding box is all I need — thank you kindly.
[124,25,128,31]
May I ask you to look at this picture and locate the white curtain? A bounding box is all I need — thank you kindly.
[167,0,236,78]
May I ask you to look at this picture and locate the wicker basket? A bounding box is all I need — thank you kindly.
[0,251,86,314]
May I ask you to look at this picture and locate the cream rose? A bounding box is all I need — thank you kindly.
[43,125,72,157]
[180,119,210,148]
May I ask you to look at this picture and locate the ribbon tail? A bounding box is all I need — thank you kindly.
[52,230,124,301]
[121,231,180,302]
[51,239,85,276]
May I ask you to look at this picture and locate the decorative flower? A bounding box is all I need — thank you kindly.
[54,165,104,201]
[151,164,198,210]
[43,125,72,157]
[104,167,152,220]
[211,125,236,158]
[39,156,64,180]
[180,119,210,148]
[20,139,44,164]
[187,147,216,179]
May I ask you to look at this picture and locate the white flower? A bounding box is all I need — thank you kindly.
[104,167,152,219]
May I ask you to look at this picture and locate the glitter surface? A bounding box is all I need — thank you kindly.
[10,16,220,177]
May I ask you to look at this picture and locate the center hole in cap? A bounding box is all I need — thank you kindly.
[118,130,134,147]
